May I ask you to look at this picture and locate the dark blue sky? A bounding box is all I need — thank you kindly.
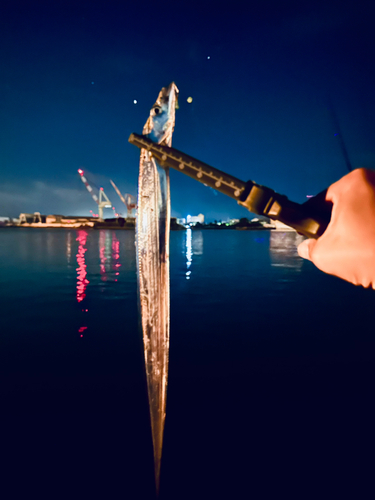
[1,0,375,220]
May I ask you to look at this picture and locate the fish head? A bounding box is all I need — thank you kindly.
[143,82,179,146]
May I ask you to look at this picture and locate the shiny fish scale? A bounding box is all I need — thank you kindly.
[136,82,178,496]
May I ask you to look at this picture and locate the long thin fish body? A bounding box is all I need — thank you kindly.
[136,82,179,495]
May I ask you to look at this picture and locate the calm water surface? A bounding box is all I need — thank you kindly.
[1,228,374,498]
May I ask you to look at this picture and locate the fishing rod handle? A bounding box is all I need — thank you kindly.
[240,183,332,239]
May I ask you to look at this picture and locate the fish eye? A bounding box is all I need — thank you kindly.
[153,106,162,115]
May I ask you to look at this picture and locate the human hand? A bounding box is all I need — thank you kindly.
[297,168,375,288]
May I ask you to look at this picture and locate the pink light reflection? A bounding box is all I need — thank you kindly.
[112,235,121,278]
[76,230,89,302]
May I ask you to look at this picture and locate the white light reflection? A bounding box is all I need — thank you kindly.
[186,227,192,279]
[66,232,71,264]
[269,231,305,270]
[99,231,113,282]
[192,231,203,255]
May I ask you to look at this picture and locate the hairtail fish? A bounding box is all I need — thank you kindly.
[136,82,179,495]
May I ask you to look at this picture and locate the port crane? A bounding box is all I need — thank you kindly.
[110,180,136,218]
[78,169,112,220]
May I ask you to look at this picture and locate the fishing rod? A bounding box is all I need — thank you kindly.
[129,133,333,240]
[327,96,353,173]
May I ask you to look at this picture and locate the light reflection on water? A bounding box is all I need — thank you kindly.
[184,229,204,280]
[76,230,89,303]
[75,230,124,336]
[112,233,121,281]
[66,231,72,264]
[192,230,203,255]
[0,228,312,323]
[99,231,108,282]
[74,230,124,300]
[185,228,192,279]
[269,231,305,271]
[1,229,307,304]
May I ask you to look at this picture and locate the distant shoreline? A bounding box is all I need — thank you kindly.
[0,224,295,232]
[0,217,296,232]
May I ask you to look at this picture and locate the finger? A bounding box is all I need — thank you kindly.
[297,238,317,261]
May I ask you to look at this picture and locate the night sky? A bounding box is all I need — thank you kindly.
[1,0,375,220]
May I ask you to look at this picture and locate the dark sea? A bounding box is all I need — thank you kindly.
[1,228,374,499]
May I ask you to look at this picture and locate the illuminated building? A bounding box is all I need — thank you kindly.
[186,213,204,225]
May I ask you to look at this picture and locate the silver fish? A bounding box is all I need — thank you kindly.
[136,82,179,495]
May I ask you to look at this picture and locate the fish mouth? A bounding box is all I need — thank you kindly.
[155,82,179,110]
[143,82,179,141]
[168,82,179,109]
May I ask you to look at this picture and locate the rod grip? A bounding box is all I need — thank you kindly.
[240,184,332,239]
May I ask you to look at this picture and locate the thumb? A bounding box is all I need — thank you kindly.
[297,238,317,262]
